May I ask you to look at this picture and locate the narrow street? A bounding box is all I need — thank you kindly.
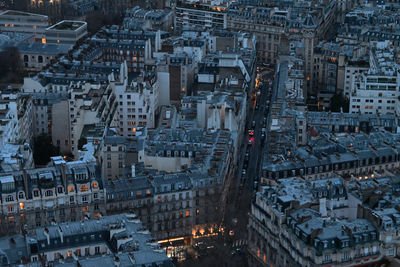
[177,67,274,267]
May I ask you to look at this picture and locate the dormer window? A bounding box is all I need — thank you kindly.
[92,182,98,189]
[33,190,39,197]
[5,195,13,202]
[45,190,53,197]
[80,185,88,192]
[68,185,75,192]
[18,192,24,199]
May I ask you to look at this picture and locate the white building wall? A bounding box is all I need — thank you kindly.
[157,71,170,106]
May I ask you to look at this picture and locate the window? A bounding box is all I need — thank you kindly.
[324,254,331,262]
[92,182,98,189]
[107,162,111,168]
[45,190,53,197]
[343,251,349,261]
[7,206,13,213]
[82,196,88,203]
[70,196,74,203]
[19,202,24,210]
[186,210,190,217]
[57,187,63,194]
[94,193,98,199]
[80,185,88,192]
[95,246,100,254]
[18,192,24,199]
[68,185,74,192]
[6,195,13,202]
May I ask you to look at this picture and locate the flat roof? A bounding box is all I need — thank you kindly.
[0,10,48,18]
[47,20,86,31]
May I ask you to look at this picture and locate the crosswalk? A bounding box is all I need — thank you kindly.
[232,239,248,248]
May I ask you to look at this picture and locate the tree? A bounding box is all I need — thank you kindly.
[0,46,24,83]
[329,93,349,112]
[33,134,60,166]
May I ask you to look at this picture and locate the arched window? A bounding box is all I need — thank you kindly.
[68,185,74,192]
[38,55,43,63]
[5,195,13,202]
[18,192,24,199]
[45,190,53,197]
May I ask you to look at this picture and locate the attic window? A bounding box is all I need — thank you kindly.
[80,185,88,192]
[68,185,75,192]
[92,182,98,189]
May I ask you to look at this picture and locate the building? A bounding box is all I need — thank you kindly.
[44,20,87,45]
[124,6,174,31]
[18,42,72,71]
[248,177,383,267]
[0,213,173,266]
[98,132,145,180]
[349,41,400,115]
[0,158,105,235]
[156,53,196,106]
[175,0,229,32]
[0,10,48,41]
[113,66,159,135]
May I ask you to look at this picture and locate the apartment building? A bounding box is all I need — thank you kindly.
[175,0,229,32]
[113,68,159,136]
[0,157,105,235]
[98,133,145,180]
[0,213,173,266]
[349,42,400,115]
[105,171,221,243]
[124,6,174,31]
[156,53,196,106]
[248,177,382,267]
[343,59,369,98]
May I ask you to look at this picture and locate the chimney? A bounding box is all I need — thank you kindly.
[58,226,64,243]
[44,228,50,245]
[131,165,135,177]
[319,198,327,217]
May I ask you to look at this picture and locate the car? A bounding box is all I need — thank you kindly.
[261,132,265,139]
[248,129,254,136]
[251,120,256,127]
[242,169,246,175]
[245,153,249,161]
[232,248,245,256]
[248,137,254,145]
